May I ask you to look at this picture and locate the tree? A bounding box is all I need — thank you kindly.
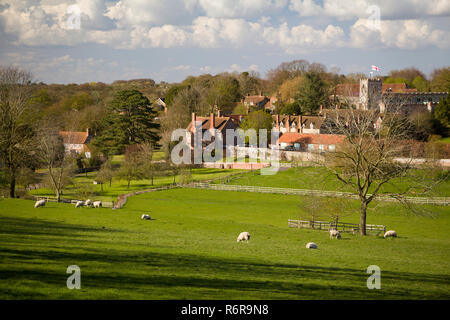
[93,90,160,155]
[207,75,241,113]
[412,76,429,92]
[117,149,144,189]
[279,76,304,102]
[96,160,114,191]
[433,95,450,136]
[280,102,302,115]
[430,67,450,92]
[240,110,273,145]
[320,105,443,235]
[0,66,36,198]
[295,71,327,115]
[389,68,426,84]
[36,124,76,202]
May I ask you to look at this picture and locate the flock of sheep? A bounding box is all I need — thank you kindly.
[34,199,102,208]
[234,228,397,250]
[35,199,398,248]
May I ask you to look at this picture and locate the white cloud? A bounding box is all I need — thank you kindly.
[196,0,287,18]
[289,0,450,20]
[350,18,450,50]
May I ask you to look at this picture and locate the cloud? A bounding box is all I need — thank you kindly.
[350,18,450,50]
[289,0,450,20]
[196,0,287,18]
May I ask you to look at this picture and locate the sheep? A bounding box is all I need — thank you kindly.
[85,199,92,206]
[329,229,341,239]
[141,214,151,220]
[34,199,46,208]
[93,201,102,208]
[306,242,318,249]
[384,230,397,238]
[75,201,84,208]
[237,232,250,242]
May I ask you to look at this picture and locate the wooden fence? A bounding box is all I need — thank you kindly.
[288,219,386,236]
[185,182,450,206]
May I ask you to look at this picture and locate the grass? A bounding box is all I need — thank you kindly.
[29,168,244,202]
[222,167,450,197]
[0,188,449,299]
[439,137,450,144]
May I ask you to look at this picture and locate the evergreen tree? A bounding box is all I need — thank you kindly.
[433,95,450,136]
[93,90,160,155]
[295,72,327,115]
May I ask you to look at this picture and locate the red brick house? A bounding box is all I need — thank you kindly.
[278,132,345,152]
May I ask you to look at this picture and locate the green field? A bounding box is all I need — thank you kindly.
[1,188,449,299]
[30,168,244,202]
[223,167,450,197]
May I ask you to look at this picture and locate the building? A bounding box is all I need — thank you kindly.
[332,78,448,113]
[154,97,167,112]
[272,114,325,134]
[278,132,345,152]
[242,93,278,113]
[59,128,93,157]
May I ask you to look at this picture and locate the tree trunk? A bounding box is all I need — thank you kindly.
[56,189,61,203]
[360,202,367,236]
[101,183,103,192]
[127,179,130,189]
[9,173,16,198]
[109,178,112,187]
[151,174,153,186]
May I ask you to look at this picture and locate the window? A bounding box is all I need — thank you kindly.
[308,144,314,151]
[319,144,324,151]
[294,143,300,150]
[329,145,335,152]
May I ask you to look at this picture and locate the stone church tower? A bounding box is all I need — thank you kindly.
[359,78,382,110]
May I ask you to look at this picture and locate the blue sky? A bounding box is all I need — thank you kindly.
[0,0,449,84]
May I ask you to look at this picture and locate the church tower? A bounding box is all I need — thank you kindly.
[359,78,382,110]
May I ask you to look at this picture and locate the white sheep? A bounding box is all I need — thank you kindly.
[93,201,102,208]
[75,201,84,208]
[237,232,250,242]
[329,229,341,239]
[306,242,318,249]
[384,230,397,238]
[141,214,151,220]
[85,199,92,206]
[34,199,46,208]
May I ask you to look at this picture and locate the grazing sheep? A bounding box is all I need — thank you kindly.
[85,199,92,206]
[237,232,250,242]
[384,230,397,238]
[75,201,84,208]
[34,199,46,208]
[306,242,318,249]
[329,229,341,239]
[141,214,151,220]
[93,201,102,208]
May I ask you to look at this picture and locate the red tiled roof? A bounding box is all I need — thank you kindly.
[186,116,240,132]
[278,133,346,145]
[59,131,90,144]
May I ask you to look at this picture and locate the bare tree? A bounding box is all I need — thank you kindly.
[320,95,447,235]
[36,124,76,202]
[0,66,36,198]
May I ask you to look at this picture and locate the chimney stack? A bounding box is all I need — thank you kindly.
[298,115,301,133]
[320,105,323,113]
[192,112,196,132]
[276,114,279,130]
[286,116,290,132]
[210,113,215,130]
[217,109,222,117]
[86,128,92,136]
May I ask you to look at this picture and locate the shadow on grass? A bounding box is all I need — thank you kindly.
[0,216,449,299]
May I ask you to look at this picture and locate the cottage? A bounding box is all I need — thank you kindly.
[59,128,93,157]
[278,133,345,152]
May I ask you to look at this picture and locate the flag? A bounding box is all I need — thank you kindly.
[371,65,380,71]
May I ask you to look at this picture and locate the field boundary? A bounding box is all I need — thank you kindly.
[184,182,450,206]
[32,196,115,208]
[288,219,386,236]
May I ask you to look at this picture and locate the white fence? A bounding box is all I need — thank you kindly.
[185,183,450,206]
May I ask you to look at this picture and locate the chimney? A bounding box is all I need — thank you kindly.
[286,116,290,132]
[276,114,279,130]
[217,109,222,117]
[260,91,263,97]
[298,115,301,133]
[210,113,215,130]
[192,112,196,132]
[320,105,323,113]
[86,128,92,136]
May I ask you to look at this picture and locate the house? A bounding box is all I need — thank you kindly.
[186,113,241,148]
[154,97,167,112]
[272,114,325,134]
[59,128,93,157]
[278,132,345,152]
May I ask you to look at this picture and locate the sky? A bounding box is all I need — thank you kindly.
[0,0,449,84]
